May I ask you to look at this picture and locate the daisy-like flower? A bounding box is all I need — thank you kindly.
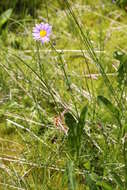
[32,23,52,44]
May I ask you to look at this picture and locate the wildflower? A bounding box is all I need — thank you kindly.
[32,23,52,44]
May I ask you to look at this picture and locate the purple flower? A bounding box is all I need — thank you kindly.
[32,23,52,44]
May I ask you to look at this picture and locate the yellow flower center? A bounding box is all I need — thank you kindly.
[40,30,47,38]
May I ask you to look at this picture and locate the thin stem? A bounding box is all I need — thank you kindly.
[11,53,60,114]
[50,42,79,118]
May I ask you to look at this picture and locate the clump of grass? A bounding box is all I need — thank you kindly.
[0,0,42,17]
[115,0,127,10]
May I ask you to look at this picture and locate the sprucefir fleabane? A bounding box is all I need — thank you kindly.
[32,23,52,44]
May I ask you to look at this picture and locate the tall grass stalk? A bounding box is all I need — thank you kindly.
[60,0,120,106]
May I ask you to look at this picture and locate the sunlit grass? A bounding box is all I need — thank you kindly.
[0,0,127,189]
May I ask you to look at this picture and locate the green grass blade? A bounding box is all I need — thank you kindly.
[97,181,114,190]
[112,172,124,189]
[66,160,76,190]
[78,105,88,127]
[0,8,12,31]
[97,95,120,124]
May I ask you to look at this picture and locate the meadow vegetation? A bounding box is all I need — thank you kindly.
[0,0,127,189]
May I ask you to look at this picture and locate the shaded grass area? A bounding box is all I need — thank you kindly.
[0,0,127,189]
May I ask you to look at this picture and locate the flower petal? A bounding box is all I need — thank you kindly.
[32,22,52,44]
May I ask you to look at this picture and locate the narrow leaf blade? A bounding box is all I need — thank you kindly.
[0,9,13,30]
[97,95,120,120]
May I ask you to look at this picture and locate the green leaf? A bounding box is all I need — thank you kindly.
[85,174,98,190]
[121,124,127,138]
[64,112,77,155]
[64,112,77,131]
[113,51,125,61]
[97,181,114,190]
[64,107,88,158]
[0,9,13,31]
[66,161,76,190]
[112,172,124,190]
[114,51,127,87]
[97,95,120,121]
[115,0,127,8]
[78,105,88,127]
[84,161,91,170]
[77,105,88,139]
[76,105,88,155]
